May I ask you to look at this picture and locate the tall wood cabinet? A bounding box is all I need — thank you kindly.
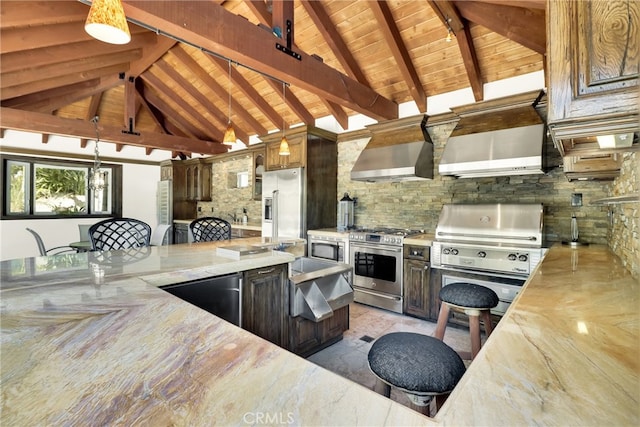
[242,264,289,348]
[259,126,338,235]
[547,0,639,179]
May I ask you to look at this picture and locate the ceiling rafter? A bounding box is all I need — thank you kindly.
[0,107,226,155]
[80,93,103,148]
[455,1,546,54]
[429,0,483,101]
[170,47,268,137]
[122,0,398,121]
[207,54,284,130]
[369,1,427,112]
[142,65,227,142]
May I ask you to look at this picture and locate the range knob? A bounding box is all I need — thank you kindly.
[477,251,487,258]
[443,248,451,255]
[518,254,529,262]
[451,249,459,255]
[508,253,517,261]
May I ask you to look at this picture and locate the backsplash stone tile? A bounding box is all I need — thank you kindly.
[609,151,638,278]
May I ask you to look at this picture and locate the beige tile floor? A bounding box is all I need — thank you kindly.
[306,302,477,411]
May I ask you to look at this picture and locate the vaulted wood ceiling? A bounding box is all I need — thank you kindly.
[0,0,545,158]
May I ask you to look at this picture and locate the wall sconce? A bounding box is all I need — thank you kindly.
[222,60,237,146]
[84,0,131,45]
[279,82,290,156]
[89,116,106,191]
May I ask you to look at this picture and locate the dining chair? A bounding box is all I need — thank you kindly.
[26,228,76,256]
[78,224,92,242]
[89,218,152,251]
[150,224,173,246]
[189,217,232,242]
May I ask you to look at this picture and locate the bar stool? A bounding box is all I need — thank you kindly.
[367,332,466,416]
[434,282,499,360]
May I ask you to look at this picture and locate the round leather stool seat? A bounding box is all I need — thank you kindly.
[368,332,466,395]
[440,282,499,309]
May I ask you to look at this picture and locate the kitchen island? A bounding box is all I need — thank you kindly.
[1,242,637,425]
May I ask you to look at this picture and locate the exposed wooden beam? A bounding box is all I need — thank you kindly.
[264,78,314,126]
[302,1,370,86]
[369,1,427,112]
[0,1,88,29]
[81,93,103,148]
[1,49,141,90]
[170,47,268,136]
[470,0,546,11]
[152,59,250,142]
[428,0,483,101]
[207,55,284,130]
[322,100,349,131]
[123,76,137,132]
[122,1,398,120]
[1,63,129,101]
[455,1,545,54]
[242,0,272,27]
[271,0,295,48]
[127,35,176,77]
[0,107,227,155]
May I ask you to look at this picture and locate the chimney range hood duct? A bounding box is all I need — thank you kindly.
[439,93,546,179]
[351,115,434,182]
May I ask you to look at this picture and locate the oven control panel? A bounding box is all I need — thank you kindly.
[432,242,544,275]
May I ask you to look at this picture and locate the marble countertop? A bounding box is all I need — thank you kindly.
[1,242,637,425]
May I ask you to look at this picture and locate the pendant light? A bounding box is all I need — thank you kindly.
[89,116,106,191]
[279,82,290,156]
[84,0,131,45]
[222,60,237,145]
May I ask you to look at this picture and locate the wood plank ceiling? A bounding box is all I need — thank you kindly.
[0,0,545,158]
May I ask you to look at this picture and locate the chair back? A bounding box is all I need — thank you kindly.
[189,217,232,242]
[151,224,173,246]
[89,218,152,250]
[78,224,92,242]
[26,227,47,256]
[26,228,75,256]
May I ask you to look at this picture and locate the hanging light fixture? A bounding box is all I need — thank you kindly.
[279,82,290,156]
[222,60,237,146]
[84,0,131,45]
[445,18,454,43]
[89,116,106,191]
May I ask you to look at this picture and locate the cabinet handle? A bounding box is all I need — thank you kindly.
[257,268,275,275]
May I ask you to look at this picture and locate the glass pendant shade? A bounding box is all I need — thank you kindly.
[90,169,106,191]
[223,122,236,145]
[85,0,131,45]
[279,136,290,156]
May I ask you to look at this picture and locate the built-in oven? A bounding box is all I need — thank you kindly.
[307,231,349,264]
[350,240,404,314]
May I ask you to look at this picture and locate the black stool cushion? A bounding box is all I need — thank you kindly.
[368,332,465,394]
[440,282,499,309]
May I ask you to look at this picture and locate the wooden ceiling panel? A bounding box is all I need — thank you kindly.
[0,0,546,158]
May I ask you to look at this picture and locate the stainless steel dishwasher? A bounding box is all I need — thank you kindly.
[160,272,242,326]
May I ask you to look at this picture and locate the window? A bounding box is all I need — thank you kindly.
[2,154,122,219]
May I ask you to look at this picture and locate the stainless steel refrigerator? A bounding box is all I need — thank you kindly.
[262,168,305,238]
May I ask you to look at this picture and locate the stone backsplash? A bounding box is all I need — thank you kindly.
[337,121,613,248]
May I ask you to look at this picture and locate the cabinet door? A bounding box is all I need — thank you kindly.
[548,0,639,122]
[319,305,349,343]
[265,135,306,171]
[403,260,430,319]
[289,316,322,356]
[242,264,288,348]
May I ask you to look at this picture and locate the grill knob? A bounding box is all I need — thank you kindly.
[451,249,459,255]
[518,254,529,262]
[508,253,517,261]
[477,251,486,258]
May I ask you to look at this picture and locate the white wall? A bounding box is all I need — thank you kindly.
[0,130,167,261]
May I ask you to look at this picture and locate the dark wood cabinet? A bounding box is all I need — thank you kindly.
[242,264,288,348]
[289,306,349,357]
[160,159,211,220]
[547,0,639,179]
[403,259,431,319]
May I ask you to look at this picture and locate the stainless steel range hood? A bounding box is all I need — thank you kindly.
[351,115,434,182]
[439,92,546,178]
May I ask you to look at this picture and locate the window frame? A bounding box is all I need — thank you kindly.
[1,154,123,220]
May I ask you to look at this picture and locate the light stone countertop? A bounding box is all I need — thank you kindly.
[1,241,637,425]
[174,218,262,231]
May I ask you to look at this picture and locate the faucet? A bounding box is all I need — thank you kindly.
[228,212,237,222]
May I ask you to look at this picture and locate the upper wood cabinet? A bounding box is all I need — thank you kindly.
[160,158,210,219]
[260,126,336,172]
[547,0,639,155]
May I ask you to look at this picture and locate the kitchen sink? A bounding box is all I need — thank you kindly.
[289,257,354,322]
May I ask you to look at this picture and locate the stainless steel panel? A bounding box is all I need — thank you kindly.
[353,288,403,314]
